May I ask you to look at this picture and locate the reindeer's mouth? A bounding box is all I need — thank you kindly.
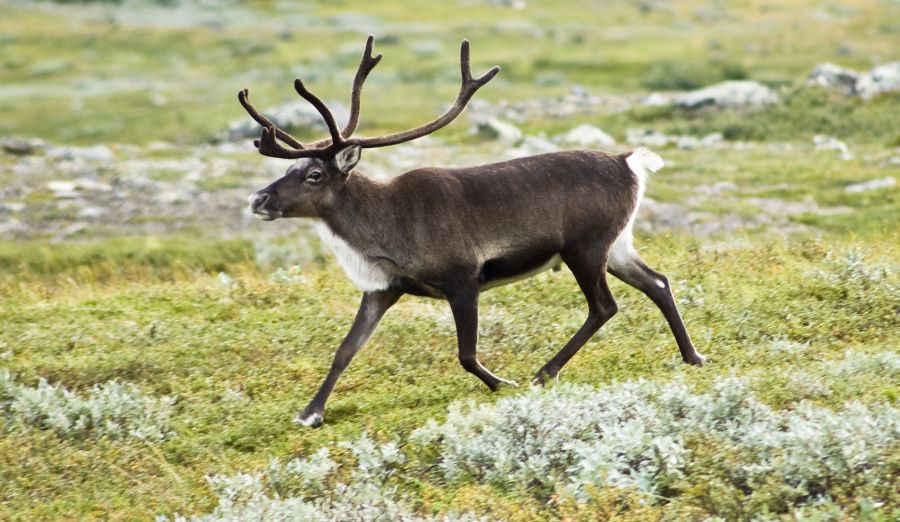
[252,210,280,221]
[248,192,282,221]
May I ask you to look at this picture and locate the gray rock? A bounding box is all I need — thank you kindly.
[700,132,724,147]
[0,218,27,237]
[557,124,615,148]
[77,206,107,219]
[226,99,350,142]
[807,63,860,95]
[807,61,900,99]
[74,178,112,192]
[1,137,44,155]
[641,92,671,106]
[46,145,115,162]
[472,118,523,144]
[0,202,26,213]
[676,80,779,110]
[507,135,557,158]
[813,135,854,160]
[156,189,195,205]
[47,181,80,199]
[844,177,895,193]
[856,61,900,100]
[626,128,669,147]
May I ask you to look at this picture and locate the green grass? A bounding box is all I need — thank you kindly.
[1,232,898,519]
[1,0,898,145]
[2,0,900,519]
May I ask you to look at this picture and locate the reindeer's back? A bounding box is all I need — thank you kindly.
[383,150,640,268]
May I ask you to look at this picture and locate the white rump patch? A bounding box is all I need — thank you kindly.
[625,146,664,194]
[609,148,664,274]
[315,222,392,292]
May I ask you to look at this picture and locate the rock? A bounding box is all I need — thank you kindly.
[856,61,900,100]
[0,202,26,213]
[488,0,527,9]
[472,118,523,144]
[225,99,350,141]
[813,135,854,160]
[807,63,860,95]
[807,61,900,99]
[674,136,700,150]
[156,189,195,205]
[411,40,442,57]
[844,177,895,193]
[1,137,44,155]
[676,80,779,110]
[745,197,852,217]
[47,181,80,199]
[74,178,112,192]
[46,145,115,162]
[507,135,557,158]
[0,218,27,237]
[77,206,107,219]
[700,132,724,147]
[626,128,669,147]
[557,124,615,148]
[641,92,671,106]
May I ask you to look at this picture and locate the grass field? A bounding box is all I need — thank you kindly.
[1,0,899,520]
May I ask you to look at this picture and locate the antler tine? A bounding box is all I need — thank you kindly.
[294,78,345,148]
[238,89,307,150]
[349,39,500,149]
[344,35,383,137]
[304,34,383,149]
[255,126,333,159]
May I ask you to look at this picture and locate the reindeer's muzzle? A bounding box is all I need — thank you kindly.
[248,190,281,221]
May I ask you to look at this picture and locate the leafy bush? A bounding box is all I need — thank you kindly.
[412,377,900,517]
[0,370,174,442]
[169,435,478,522]
[642,60,747,91]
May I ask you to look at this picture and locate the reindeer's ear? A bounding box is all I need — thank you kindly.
[333,145,362,176]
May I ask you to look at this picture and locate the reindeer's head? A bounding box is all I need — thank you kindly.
[241,36,499,220]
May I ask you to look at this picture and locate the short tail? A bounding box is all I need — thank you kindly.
[625,147,664,189]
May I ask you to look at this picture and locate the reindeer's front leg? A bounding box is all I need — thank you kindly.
[447,285,518,390]
[295,288,403,428]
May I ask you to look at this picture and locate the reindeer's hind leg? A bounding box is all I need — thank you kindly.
[533,245,619,384]
[607,235,706,366]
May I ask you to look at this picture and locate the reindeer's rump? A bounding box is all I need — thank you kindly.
[383,149,641,287]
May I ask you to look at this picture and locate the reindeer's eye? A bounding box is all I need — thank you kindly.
[306,170,323,184]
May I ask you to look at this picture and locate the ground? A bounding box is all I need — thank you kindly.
[0,0,898,520]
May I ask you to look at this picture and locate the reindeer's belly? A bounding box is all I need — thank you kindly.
[478,250,562,290]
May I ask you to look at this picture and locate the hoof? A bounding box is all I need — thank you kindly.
[497,377,519,388]
[685,352,708,366]
[531,368,559,386]
[294,411,324,428]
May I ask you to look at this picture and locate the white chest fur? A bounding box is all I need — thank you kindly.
[314,222,392,292]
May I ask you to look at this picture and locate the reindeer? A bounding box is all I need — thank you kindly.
[241,36,706,428]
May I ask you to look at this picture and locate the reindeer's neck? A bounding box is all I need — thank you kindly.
[315,172,398,292]
[320,171,390,245]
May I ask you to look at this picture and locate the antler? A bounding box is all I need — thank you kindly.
[237,35,383,157]
[343,35,383,137]
[348,40,499,149]
[239,37,499,159]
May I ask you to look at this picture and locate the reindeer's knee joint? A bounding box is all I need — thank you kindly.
[458,355,480,373]
[592,299,617,324]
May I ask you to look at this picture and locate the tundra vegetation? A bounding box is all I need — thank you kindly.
[0,0,898,520]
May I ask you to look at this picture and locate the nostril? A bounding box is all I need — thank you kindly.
[249,192,270,210]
